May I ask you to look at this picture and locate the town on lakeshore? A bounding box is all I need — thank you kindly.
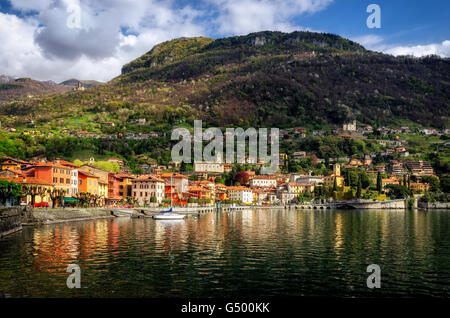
[0,120,448,210]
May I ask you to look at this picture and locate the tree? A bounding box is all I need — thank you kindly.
[384,184,411,199]
[150,196,157,203]
[376,171,382,193]
[0,180,22,206]
[421,176,440,192]
[47,188,66,208]
[440,175,450,193]
[356,175,362,199]
[22,185,47,206]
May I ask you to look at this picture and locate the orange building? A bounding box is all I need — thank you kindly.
[78,170,99,195]
[25,163,73,194]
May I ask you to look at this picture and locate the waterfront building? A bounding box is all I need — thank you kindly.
[215,183,228,201]
[161,172,189,194]
[20,177,54,205]
[53,159,78,197]
[79,165,110,197]
[107,173,121,204]
[78,171,99,195]
[115,173,135,198]
[226,186,253,204]
[188,185,213,202]
[132,175,165,204]
[26,162,73,195]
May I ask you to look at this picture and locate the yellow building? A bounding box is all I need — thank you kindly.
[287,183,315,195]
[98,180,108,203]
[21,177,55,205]
[324,164,345,188]
[0,157,28,172]
[78,171,99,195]
[116,173,135,198]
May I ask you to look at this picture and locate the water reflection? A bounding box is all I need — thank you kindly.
[0,209,449,297]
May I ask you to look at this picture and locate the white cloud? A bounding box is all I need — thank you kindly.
[385,40,450,58]
[351,34,384,48]
[213,0,333,35]
[351,34,450,58]
[0,1,207,82]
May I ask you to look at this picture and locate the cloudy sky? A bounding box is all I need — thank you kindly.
[0,0,449,82]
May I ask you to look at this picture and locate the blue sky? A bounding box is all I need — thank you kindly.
[0,0,448,82]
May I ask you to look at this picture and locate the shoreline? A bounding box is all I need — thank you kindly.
[25,204,450,227]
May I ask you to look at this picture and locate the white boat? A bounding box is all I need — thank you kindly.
[153,213,186,220]
[153,175,186,220]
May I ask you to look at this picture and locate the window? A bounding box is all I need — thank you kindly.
[66,179,70,184]
[133,192,136,196]
[79,179,82,185]
[60,178,64,183]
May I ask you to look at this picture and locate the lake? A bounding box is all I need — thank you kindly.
[0,209,449,297]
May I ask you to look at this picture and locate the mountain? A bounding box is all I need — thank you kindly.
[60,79,103,88]
[0,78,72,103]
[0,31,449,129]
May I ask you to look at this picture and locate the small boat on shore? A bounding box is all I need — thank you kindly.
[152,207,186,220]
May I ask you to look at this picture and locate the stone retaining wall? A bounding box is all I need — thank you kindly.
[0,206,33,238]
[418,202,450,209]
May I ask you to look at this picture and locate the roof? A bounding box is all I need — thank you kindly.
[251,175,277,180]
[78,170,99,178]
[114,173,135,179]
[0,176,53,185]
[133,174,165,183]
[32,162,73,169]
[161,172,188,179]
[53,159,78,168]
[227,186,252,191]
[0,156,29,164]
[188,186,209,192]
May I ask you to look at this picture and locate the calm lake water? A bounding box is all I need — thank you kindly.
[1,209,450,298]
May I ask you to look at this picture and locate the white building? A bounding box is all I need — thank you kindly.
[227,186,253,204]
[194,153,224,174]
[249,176,277,188]
[132,175,165,204]
[343,120,357,132]
[290,175,323,185]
